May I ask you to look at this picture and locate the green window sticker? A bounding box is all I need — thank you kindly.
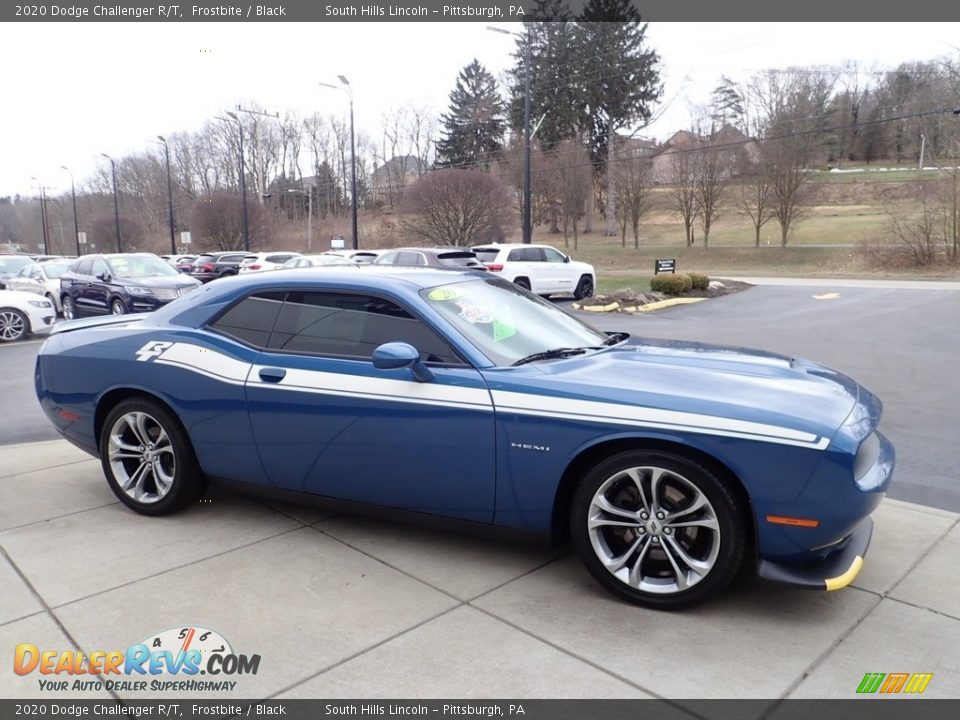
[493,319,516,342]
[428,287,461,302]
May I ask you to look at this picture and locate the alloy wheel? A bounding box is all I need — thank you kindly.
[106,411,176,504]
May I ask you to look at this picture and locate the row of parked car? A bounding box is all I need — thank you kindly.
[0,242,596,343]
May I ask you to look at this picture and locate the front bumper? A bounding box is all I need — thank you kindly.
[757,516,872,590]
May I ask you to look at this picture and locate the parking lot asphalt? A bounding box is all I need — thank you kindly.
[1,439,958,702]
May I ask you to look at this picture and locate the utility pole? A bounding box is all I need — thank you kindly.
[61,166,81,256]
[156,136,177,254]
[30,178,50,255]
[99,154,122,252]
[319,77,359,250]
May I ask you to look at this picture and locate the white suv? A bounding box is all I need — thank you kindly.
[472,243,596,299]
[238,252,302,274]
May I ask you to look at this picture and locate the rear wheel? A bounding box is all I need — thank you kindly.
[570,450,745,609]
[0,308,29,342]
[513,277,531,291]
[61,296,76,320]
[100,398,207,516]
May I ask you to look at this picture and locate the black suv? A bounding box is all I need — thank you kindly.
[59,253,201,320]
[190,251,249,283]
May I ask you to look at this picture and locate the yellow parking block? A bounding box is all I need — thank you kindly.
[638,297,706,313]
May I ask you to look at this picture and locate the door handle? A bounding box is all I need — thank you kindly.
[258,367,287,383]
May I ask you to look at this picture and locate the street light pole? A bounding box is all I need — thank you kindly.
[31,178,49,255]
[157,136,177,254]
[99,154,122,252]
[488,26,532,244]
[319,77,358,250]
[217,113,250,251]
[61,166,81,256]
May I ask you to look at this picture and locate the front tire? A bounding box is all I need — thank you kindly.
[570,450,745,609]
[99,398,207,516]
[111,298,126,315]
[0,308,29,342]
[61,296,77,320]
[574,275,594,300]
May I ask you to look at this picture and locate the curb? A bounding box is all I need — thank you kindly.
[573,297,706,313]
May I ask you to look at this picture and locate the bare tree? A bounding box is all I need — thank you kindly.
[692,132,731,250]
[192,191,266,250]
[669,149,699,246]
[766,135,813,247]
[614,155,654,248]
[400,169,514,247]
[551,139,593,249]
[739,156,776,247]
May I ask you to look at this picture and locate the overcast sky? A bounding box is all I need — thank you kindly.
[2,21,958,198]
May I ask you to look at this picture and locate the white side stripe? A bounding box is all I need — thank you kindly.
[141,342,828,450]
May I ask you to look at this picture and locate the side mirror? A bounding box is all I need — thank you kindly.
[372,342,434,383]
[97,272,111,282]
[563,255,570,263]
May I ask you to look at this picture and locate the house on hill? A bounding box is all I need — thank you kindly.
[371,155,424,208]
[650,125,759,183]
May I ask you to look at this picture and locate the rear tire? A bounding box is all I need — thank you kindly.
[514,277,531,291]
[99,398,208,516]
[570,449,746,609]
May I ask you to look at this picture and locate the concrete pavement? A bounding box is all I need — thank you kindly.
[1,439,958,702]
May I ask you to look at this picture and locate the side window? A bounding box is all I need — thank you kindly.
[223,254,245,263]
[31,268,44,280]
[523,248,545,262]
[507,249,526,262]
[266,254,293,264]
[76,260,93,276]
[90,260,109,278]
[267,292,460,364]
[18,266,32,278]
[396,252,422,266]
[210,292,287,348]
[376,251,399,265]
[542,248,566,263]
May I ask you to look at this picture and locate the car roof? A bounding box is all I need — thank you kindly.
[386,247,477,255]
[473,243,553,250]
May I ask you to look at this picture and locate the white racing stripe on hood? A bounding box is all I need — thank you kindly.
[491,390,830,450]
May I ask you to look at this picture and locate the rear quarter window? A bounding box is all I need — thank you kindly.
[210,292,286,348]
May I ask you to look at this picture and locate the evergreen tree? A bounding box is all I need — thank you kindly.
[507,0,583,151]
[710,76,747,131]
[436,60,506,169]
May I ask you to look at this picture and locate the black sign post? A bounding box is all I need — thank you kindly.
[655,259,676,275]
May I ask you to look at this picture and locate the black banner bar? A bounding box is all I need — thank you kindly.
[1,700,959,720]
[4,0,960,22]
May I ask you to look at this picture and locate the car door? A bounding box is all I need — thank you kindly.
[541,246,574,294]
[220,290,496,522]
[85,258,112,314]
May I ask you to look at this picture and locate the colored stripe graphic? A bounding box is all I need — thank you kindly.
[856,672,932,694]
[879,673,909,693]
[903,673,933,694]
[857,673,885,694]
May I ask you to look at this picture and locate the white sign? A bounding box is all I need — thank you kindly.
[180,231,192,246]
[330,237,344,250]
[78,231,87,245]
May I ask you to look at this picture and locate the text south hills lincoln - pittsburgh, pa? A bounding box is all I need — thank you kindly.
[324,4,527,17]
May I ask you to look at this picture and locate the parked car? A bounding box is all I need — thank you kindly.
[189,251,249,283]
[238,252,303,274]
[472,243,596,299]
[324,249,381,264]
[35,268,893,609]
[0,254,34,289]
[373,247,488,271]
[4,259,73,313]
[59,253,201,320]
[161,254,197,270]
[174,256,199,273]
[279,254,359,269]
[0,289,56,342]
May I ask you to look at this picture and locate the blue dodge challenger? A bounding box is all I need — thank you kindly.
[35,268,894,609]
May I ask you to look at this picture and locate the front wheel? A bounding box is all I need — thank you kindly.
[111,298,126,315]
[61,296,77,320]
[570,450,746,609]
[574,275,594,300]
[99,398,208,516]
[0,308,29,342]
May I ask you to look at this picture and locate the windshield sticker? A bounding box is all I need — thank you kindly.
[427,287,461,302]
[492,320,516,342]
[455,300,494,324]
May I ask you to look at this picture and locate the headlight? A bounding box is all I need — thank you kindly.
[28,300,52,308]
[127,287,155,296]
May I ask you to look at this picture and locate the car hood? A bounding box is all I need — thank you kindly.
[492,338,863,450]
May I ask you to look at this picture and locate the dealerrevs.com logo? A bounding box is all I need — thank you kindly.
[14,626,260,693]
[856,672,933,694]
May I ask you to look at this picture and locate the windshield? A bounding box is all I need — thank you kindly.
[42,260,72,278]
[0,256,32,274]
[107,255,178,279]
[437,252,482,267]
[421,277,609,366]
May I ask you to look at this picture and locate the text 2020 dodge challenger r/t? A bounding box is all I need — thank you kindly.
[35,268,894,609]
